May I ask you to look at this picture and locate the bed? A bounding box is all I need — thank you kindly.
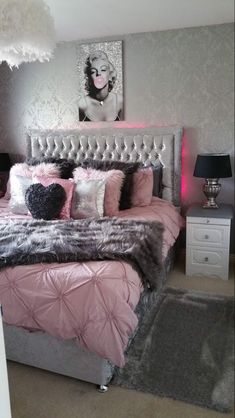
[0,126,183,389]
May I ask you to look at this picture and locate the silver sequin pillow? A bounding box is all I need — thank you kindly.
[9,175,33,214]
[71,179,105,219]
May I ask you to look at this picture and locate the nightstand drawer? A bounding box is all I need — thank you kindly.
[186,247,229,279]
[186,224,230,248]
[187,216,230,226]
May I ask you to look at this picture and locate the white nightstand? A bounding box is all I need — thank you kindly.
[186,204,233,280]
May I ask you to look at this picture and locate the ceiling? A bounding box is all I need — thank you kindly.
[45,0,234,42]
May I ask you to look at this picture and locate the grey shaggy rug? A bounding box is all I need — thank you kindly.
[113,287,234,413]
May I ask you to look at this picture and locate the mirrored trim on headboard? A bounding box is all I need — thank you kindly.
[27,126,183,206]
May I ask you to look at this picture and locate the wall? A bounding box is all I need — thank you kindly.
[0,23,234,212]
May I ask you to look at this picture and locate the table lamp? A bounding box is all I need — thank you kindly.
[193,153,232,209]
[0,153,11,194]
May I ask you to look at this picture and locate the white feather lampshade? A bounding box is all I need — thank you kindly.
[0,0,56,68]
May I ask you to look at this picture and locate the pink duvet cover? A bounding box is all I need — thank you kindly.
[0,197,183,366]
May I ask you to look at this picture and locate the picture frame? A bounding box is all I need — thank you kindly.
[77,40,123,122]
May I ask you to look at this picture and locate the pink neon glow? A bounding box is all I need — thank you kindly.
[181,131,188,201]
[48,123,175,130]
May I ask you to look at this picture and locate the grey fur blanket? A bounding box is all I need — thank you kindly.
[0,218,164,290]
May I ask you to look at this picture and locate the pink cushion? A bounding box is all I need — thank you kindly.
[32,163,61,178]
[33,176,74,219]
[10,162,60,179]
[7,163,61,199]
[10,163,33,179]
[132,167,153,207]
[73,167,125,216]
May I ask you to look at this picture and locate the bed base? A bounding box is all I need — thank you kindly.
[4,323,114,387]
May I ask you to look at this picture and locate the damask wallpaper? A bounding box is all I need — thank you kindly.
[0,23,234,212]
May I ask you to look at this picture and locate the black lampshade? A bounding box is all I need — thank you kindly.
[193,153,232,179]
[0,153,11,171]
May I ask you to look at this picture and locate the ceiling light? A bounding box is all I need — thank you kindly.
[0,0,56,68]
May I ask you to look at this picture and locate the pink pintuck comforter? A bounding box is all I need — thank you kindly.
[0,197,183,366]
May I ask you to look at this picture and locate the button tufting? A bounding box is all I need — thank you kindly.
[106,311,113,321]
[28,310,34,319]
[77,328,85,339]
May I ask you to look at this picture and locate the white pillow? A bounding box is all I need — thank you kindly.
[9,175,32,214]
[71,179,105,219]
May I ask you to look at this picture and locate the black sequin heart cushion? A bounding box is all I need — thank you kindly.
[25,183,66,220]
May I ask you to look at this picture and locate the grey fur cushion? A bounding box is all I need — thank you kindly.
[26,157,78,179]
[25,183,66,220]
[151,165,163,197]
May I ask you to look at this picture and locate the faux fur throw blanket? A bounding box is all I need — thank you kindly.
[0,218,164,290]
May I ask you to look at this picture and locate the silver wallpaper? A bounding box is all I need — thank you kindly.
[0,23,234,210]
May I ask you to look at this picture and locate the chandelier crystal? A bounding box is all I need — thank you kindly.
[0,0,56,68]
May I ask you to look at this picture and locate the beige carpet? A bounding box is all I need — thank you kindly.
[7,256,234,418]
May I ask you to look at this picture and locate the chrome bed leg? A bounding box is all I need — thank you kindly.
[98,385,108,393]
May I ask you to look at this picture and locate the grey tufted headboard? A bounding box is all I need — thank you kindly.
[27,126,183,207]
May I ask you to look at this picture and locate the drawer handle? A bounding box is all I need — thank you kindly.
[204,257,209,262]
[204,235,209,239]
